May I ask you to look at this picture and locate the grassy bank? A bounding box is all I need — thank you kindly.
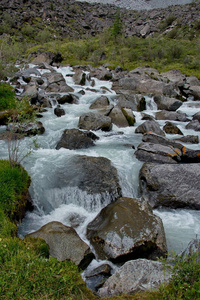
[0,160,96,300]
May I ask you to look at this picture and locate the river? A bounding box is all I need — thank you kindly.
[0,64,200,257]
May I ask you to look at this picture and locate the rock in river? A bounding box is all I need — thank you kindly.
[139,163,200,209]
[87,197,167,262]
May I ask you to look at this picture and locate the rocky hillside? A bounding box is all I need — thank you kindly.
[0,0,200,39]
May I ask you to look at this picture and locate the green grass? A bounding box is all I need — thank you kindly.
[0,83,16,111]
[0,160,30,220]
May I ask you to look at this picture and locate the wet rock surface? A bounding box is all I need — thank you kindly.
[56,128,99,150]
[87,197,167,262]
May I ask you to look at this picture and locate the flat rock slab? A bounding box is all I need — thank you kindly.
[27,221,94,269]
[87,197,167,262]
[139,163,200,209]
[98,259,172,297]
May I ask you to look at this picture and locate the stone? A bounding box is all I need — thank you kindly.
[163,121,183,135]
[7,121,45,136]
[180,239,200,260]
[108,107,129,127]
[139,163,200,209]
[188,86,200,100]
[135,142,181,164]
[98,259,172,297]
[56,128,99,150]
[156,110,189,122]
[57,94,78,105]
[85,264,112,292]
[186,119,200,131]
[87,197,167,262]
[78,112,112,131]
[89,96,109,109]
[175,135,199,144]
[54,105,65,117]
[135,120,165,136]
[27,221,94,269]
[31,51,63,65]
[22,83,38,104]
[73,69,88,85]
[154,95,183,111]
[160,69,185,84]
[142,132,183,150]
[193,111,200,122]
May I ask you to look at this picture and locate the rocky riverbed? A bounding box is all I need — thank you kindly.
[0,51,200,296]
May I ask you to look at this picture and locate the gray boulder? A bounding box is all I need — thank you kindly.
[57,93,79,105]
[188,86,200,100]
[175,135,199,144]
[154,95,183,111]
[89,96,113,115]
[27,221,94,269]
[108,107,129,127]
[180,239,200,260]
[142,132,183,150]
[98,259,171,297]
[160,69,185,84]
[139,163,200,209]
[163,121,183,135]
[87,197,167,262]
[135,142,181,164]
[135,120,165,136]
[78,112,112,131]
[193,111,200,122]
[73,69,88,85]
[186,119,200,131]
[54,105,65,117]
[22,83,38,104]
[156,110,189,122]
[56,128,99,150]
[7,121,45,136]
[43,72,74,93]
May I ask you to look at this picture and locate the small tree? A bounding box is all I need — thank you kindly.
[112,9,123,40]
[6,97,39,167]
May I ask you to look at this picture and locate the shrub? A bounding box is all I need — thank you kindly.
[0,83,16,111]
[0,160,30,220]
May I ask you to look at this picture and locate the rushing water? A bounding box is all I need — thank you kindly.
[1,65,200,256]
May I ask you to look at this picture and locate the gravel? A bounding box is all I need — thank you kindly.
[75,0,194,10]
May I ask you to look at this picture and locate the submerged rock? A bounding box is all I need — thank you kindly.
[87,197,167,262]
[139,163,200,209]
[27,221,94,269]
[98,259,172,297]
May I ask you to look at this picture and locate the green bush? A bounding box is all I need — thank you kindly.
[0,83,16,111]
[0,160,30,220]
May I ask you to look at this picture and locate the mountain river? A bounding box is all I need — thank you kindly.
[0,64,200,262]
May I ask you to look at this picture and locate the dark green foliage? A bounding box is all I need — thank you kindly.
[159,251,200,299]
[0,83,16,111]
[0,160,30,219]
[112,9,123,39]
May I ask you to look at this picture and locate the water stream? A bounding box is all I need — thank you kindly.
[1,65,200,256]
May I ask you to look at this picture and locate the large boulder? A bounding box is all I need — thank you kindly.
[56,128,99,150]
[7,121,45,136]
[73,69,88,85]
[139,163,200,209]
[40,155,122,212]
[54,105,65,117]
[135,142,181,164]
[87,197,167,262]
[163,121,183,135]
[175,135,199,144]
[98,259,172,297]
[108,107,129,127]
[117,74,178,97]
[42,72,74,93]
[21,83,38,104]
[30,51,63,65]
[89,96,113,115]
[135,120,165,136]
[154,95,183,111]
[186,119,200,131]
[156,110,189,122]
[78,112,112,131]
[57,94,79,105]
[27,221,94,269]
